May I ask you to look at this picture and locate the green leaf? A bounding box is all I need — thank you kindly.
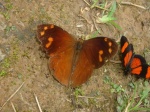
[109,21,122,30]
[107,1,116,17]
[97,15,116,23]
[91,0,99,8]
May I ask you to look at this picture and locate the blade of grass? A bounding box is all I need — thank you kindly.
[107,1,116,17]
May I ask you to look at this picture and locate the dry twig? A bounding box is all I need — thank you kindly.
[83,0,109,10]
[77,95,103,100]
[110,60,121,64]
[0,82,25,111]
[34,93,42,112]
[83,0,90,6]
[124,102,131,112]
[20,93,30,105]
[121,2,147,10]
[91,15,101,34]
[71,94,107,100]
[11,102,17,112]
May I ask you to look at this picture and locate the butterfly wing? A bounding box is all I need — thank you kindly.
[130,55,150,79]
[120,36,129,54]
[37,24,76,86]
[71,37,118,87]
[120,36,135,73]
[143,65,150,79]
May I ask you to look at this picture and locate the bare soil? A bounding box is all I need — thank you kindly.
[0,0,150,112]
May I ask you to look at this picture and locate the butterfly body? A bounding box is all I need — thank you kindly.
[120,36,150,79]
[37,24,118,87]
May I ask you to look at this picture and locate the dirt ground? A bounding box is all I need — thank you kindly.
[0,0,150,112]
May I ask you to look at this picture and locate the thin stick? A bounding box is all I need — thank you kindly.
[34,93,42,112]
[78,14,92,24]
[20,93,30,105]
[93,5,109,11]
[83,0,109,10]
[83,0,90,6]
[11,102,17,112]
[77,95,103,100]
[110,60,121,64]
[124,102,131,112]
[71,94,107,100]
[121,2,147,10]
[91,15,101,34]
[0,82,25,111]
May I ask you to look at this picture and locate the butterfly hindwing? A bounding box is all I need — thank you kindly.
[131,55,150,79]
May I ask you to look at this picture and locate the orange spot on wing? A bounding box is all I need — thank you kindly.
[44,26,48,30]
[108,42,112,46]
[108,48,112,54]
[130,57,142,69]
[40,31,45,36]
[99,50,103,55]
[146,67,150,79]
[99,50,103,62]
[45,37,53,48]
[50,24,54,29]
[104,38,108,42]
[48,37,53,41]
[124,51,132,66]
[121,42,128,53]
[99,56,103,62]
[131,66,142,75]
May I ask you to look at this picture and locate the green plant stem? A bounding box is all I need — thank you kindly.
[128,83,137,110]
[92,5,109,11]
[129,83,150,111]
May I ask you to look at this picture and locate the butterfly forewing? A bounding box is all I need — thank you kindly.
[71,37,118,87]
[121,36,129,54]
[37,24,76,55]
[84,37,118,68]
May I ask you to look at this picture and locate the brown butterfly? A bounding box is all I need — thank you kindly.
[37,24,118,87]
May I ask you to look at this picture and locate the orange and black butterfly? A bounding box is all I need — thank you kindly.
[37,24,118,87]
[120,36,150,79]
